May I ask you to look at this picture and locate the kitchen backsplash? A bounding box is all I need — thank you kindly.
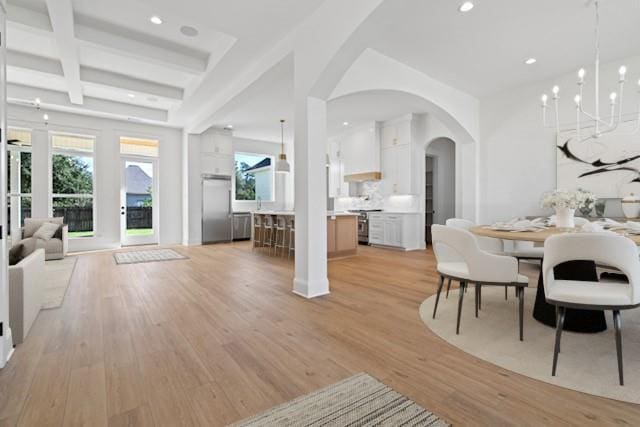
[333,181,420,212]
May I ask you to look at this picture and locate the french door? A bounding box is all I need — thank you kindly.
[120,157,159,246]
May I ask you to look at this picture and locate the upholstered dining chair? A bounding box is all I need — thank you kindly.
[431,224,529,340]
[444,218,505,300]
[543,232,640,386]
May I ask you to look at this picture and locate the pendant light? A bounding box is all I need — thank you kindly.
[275,119,290,173]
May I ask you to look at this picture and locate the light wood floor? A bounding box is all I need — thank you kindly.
[0,243,639,426]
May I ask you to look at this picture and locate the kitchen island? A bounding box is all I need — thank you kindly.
[251,211,359,258]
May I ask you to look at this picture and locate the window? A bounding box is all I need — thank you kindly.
[51,133,95,238]
[7,128,32,235]
[234,152,274,201]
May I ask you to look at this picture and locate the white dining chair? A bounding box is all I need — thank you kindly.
[445,218,505,300]
[543,233,640,386]
[432,224,529,340]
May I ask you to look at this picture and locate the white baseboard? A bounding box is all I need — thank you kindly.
[293,277,330,299]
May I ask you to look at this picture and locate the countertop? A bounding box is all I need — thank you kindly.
[251,210,359,216]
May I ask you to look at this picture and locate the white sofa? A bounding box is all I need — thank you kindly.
[9,248,45,345]
[16,217,68,261]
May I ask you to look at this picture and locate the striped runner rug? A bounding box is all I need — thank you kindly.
[230,373,449,427]
[113,249,188,265]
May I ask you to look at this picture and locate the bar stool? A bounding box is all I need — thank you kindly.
[262,215,275,255]
[253,214,263,249]
[274,215,288,257]
[288,217,295,259]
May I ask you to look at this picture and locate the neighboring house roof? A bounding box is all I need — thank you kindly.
[126,165,152,195]
[244,157,271,172]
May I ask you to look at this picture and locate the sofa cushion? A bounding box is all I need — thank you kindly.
[24,217,64,238]
[20,237,37,258]
[33,222,60,241]
[9,243,24,266]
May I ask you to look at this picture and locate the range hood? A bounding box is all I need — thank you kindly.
[343,172,382,183]
[344,172,382,197]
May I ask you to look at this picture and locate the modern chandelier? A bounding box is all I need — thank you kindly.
[540,0,640,140]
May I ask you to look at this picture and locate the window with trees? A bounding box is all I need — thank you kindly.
[51,133,95,238]
[7,128,32,236]
[234,152,274,201]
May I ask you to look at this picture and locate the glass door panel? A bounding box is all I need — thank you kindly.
[121,158,158,246]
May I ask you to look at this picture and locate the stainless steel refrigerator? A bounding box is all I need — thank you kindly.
[202,175,233,243]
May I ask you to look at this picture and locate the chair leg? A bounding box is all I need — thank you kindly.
[478,285,482,310]
[505,286,508,300]
[613,310,624,386]
[456,282,466,334]
[432,275,445,319]
[552,306,566,377]
[474,283,479,318]
[445,278,452,299]
[518,287,524,341]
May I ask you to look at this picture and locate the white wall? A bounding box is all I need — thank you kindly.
[186,134,292,245]
[8,105,183,252]
[426,138,455,225]
[479,54,640,223]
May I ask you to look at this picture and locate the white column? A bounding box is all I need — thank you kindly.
[0,0,12,367]
[293,96,329,298]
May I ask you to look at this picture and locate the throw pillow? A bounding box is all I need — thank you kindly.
[33,222,60,241]
[8,243,24,266]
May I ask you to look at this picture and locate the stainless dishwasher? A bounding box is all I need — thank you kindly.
[232,212,252,241]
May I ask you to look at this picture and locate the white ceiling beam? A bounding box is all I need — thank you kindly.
[44,0,83,104]
[80,67,184,101]
[7,83,168,122]
[184,32,295,133]
[7,50,184,101]
[74,16,207,75]
[6,3,51,32]
[7,50,62,76]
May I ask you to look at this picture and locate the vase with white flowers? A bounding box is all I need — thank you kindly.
[541,188,596,228]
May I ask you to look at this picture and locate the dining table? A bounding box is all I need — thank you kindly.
[470,225,640,333]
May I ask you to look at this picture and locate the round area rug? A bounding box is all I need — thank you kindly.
[419,286,640,403]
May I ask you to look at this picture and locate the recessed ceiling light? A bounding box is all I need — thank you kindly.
[227,125,233,129]
[43,113,49,121]
[343,121,349,126]
[150,15,163,25]
[459,2,474,12]
[180,25,199,37]
[524,57,537,65]
[128,93,135,98]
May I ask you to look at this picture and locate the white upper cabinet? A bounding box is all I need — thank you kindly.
[328,139,348,197]
[201,153,234,176]
[200,129,234,177]
[339,123,380,176]
[380,116,418,195]
[381,120,410,149]
[201,131,233,156]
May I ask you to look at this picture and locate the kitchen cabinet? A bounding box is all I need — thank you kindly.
[381,120,410,149]
[381,143,414,195]
[201,153,233,176]
[328,139,349,197]
[336,123,380,176]
[368,213,421,250]
[327,215,358,258]
[201,131,233,156]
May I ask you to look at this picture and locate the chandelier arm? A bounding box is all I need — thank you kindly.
[578,107,611,126]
